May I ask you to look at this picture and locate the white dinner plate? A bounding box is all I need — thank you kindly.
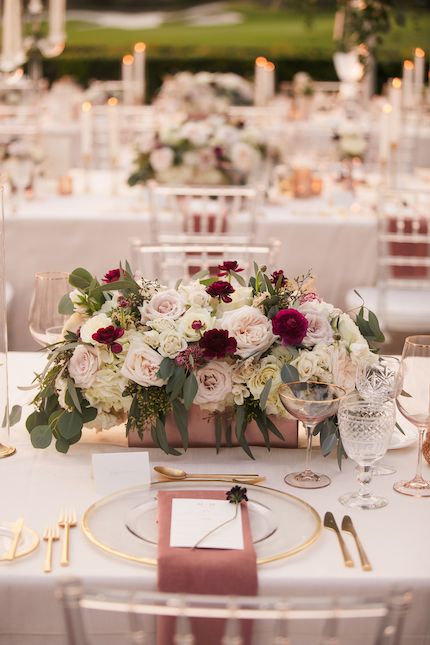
[0,522,39,561]
[388,424,418,450]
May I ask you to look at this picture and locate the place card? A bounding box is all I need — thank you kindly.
[170,498,244,550]
[92,452,150,495]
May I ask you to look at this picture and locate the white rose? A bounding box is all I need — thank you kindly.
[292,349,320,381]
[232,357,257,384]
[329,344,357,393]
[216,287,253,315]
[350,341,373,365]
[219,306,276,359]
[141,329,160,349]
[85,410,126,431]
[248,356,282,399]
[230,141,260,173]
[179,283,212,308]
[158,330,188,358]
[85,366,130,413]
[140,289,185,323]
[299,302,334,348]
[80,313,112,345]
[69,289,88,314]
[177,307,214,342]
[146,318,177,333]
[121,340,165,387]
[68,345,100,389]
[62,312,87,337]
[194,361,233,412]
[337,313,365,349]
[149,146,174,172]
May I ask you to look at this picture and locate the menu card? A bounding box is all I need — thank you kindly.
[170,498,244,550]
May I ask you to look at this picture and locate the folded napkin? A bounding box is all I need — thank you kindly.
[157,490,258,645]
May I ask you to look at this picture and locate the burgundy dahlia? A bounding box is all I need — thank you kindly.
[92,325,124,354]
[271,270,286,287]
[217,260,244,277]
[102,268,123,284]
[272,308,308,347]
[206,280,235,303]
[199,329,237,360]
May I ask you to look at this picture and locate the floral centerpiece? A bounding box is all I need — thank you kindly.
[25,261,383,460]
[154,71,253,116]
[128,114,267,187]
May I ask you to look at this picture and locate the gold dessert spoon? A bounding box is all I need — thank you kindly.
[154,466,264,484]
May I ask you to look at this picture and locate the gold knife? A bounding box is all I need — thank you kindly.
[4,518,24,561]
[324,512,354,567]
[342,515,372,572]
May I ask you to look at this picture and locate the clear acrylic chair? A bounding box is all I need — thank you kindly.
[345,188,430,334]
[147,183,262,244]
[130,237,281,286]
[57,579,412,645]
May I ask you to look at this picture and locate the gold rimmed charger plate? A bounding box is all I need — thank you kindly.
[82,480,321,566]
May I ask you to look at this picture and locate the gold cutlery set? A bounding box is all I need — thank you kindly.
[44,509,77,573]
[154,465,265,484]
[324,512,372,571]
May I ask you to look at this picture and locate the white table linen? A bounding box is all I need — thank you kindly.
[1,351,430,644]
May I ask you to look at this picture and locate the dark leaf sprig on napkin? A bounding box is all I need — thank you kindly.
[192,486,248,549]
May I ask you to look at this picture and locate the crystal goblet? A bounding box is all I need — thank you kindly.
[338,396,395,509]
[28,272,70,347]
[279,381,345,489]
[394,335,430,497]
[355,355,403,476]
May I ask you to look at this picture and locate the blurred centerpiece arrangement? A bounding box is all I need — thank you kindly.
[128,114,268,186]
[25,261,380,458]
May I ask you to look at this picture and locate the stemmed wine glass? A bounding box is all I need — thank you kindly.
[338,395,395,509]
[279,382,345,489]
[394,335,430,497]
[28,272,70,347]
[355,355,403,475]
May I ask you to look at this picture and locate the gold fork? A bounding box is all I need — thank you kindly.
[58,509,77,567]
[43,526,59,573]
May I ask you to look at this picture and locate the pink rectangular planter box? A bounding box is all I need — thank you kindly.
[128,405,298,449]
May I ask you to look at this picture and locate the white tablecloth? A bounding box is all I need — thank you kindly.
[1,351,430,644]
[4,174,377,350]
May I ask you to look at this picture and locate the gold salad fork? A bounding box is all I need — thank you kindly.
[43,526,60,573]
[58,509,77,567]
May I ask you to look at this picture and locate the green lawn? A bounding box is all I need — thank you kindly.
[65,4,430,62]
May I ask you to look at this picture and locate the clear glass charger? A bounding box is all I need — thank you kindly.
[0,522,39,561]
[82,481,322,566]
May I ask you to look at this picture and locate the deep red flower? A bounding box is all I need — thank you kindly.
[206,280,235,303]
[92,325,124,354]
[191,320,203,330]
[199,329,237,359]
[217,260,244,277]
[102,268,123,284]
[272,309,308,346]
[271,270,286,287]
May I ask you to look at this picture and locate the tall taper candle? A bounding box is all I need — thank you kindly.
[48,0,66,47]
[81,101,93,158]
[1,0,24,72]
[265,61,276,103]
[122,54,135,105]
[402,60,415,109]
[254,56,267,106]
[133,42,146,104]
[414,48,425,99]
[107,97,120,162]
[379,104,392,162]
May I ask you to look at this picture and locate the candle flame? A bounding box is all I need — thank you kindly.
[382,104,392,114]
[82,101,92,113]
[255,56,267,66]
[404,60,414,70]
[123,54,134,65]
[415,47,425,58]
[107,97,118,107]
[134,42,146,53]
[392,77,402,89]
[265,61,275,71]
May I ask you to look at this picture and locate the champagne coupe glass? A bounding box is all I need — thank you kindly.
[338,396,395,509]
[28,272,70,347]
[394,335,430,497]
[279,382,345,489]
[6,157,34,214]
[355,355,403,475]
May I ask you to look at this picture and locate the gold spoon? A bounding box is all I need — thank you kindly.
[154,466,264,484]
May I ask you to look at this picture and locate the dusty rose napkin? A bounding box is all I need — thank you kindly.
[157,490,258,645]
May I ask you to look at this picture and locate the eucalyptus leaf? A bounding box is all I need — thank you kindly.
[55,437,70,454]
[255,414,270,450]
[281,364,299,383]
[66,378,82,414]
[231,270,246,286]
[31,425,52,449]
[395,422,405,436]
[235,405,246,439]
[259,377,272,411]
[168,367,187,401]
[183,373,198,410]
[155,418,170,454]
[157,357,175,381]
[237,432,255,460]
[26,410,48,433]
[58,411,83,440]
[321,433,337,457]
[1,404,22,428]
[265,416,284,440]
[81,406,98,424]
[69,267,93,290]
[58,293,74,315]
[172,400,188,451]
